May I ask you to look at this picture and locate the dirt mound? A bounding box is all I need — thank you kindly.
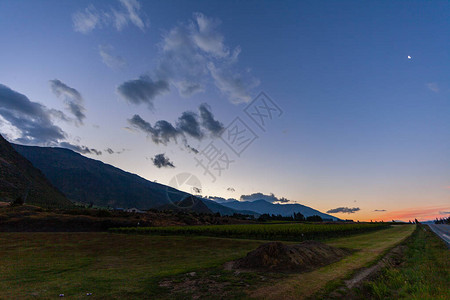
[232,241,350,272]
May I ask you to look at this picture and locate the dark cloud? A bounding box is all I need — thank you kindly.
[374,209,386,212]
[151,153,175,168]
[117,76,169,109]
[128,104,223,145]
[240,193,290,203]
[439,211,450,215]
[192,187,202,194]
[227,187,235,192]
[0,84,66,144]
[105,148,114,154]
[327,207,360,214]
[59,142,102,155]
[184,143,199,154]
[199,103,224,136]
[49,79,86,125]
[177,111,203,139]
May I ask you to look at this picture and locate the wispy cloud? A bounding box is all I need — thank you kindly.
[375,206,450,222]
[59,142,102,155]
[119,12,258,105]
[426,82,439,93]
[72,0,148,34]
[374,209,386,212]
[49,79,86,125]
[327,207,360,214]
[99,44,126,70]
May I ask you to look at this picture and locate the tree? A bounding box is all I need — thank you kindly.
[306,215,323,222]
[10,196,24,207]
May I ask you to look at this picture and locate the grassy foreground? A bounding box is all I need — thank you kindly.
[249,225,415,299]
[0,233,264,299]
[0,225,414,299]
[358,224,449,299]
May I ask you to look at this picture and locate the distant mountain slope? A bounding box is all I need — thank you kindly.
[218,200,339,221]
[13,144,188,209]
[157,196,213,214]
[201,198,260,217]
[0,135,72,208]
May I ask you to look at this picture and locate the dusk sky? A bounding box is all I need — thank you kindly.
[0,0,449,221]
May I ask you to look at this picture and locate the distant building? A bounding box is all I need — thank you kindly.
[125,208,144,213]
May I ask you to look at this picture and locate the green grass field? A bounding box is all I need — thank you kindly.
[111,222,389,241]
[359,224,449,299]
[0,224,416,299]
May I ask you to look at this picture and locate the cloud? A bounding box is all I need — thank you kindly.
[72,5,100,34]
[439,211,450,215]
[99,44,126,70]
[117,76,169,109]
[177,111,203,139]
[72,0,148,34]
[426,82,439,93]
[199,103,224,136]
[128,114,181,144]
[151,153,175,168]
[128,104,223,144]
[208,196,238,203]
[59,142,102,155]
[118,12,258,104]
[0,84,66,144]
[208,62,259,103]
[374,209,386,212]
[105,148,127,154]
[326,207,360,214]
[49,79,86,125]
[240,193,290,203]
[184,143,199,154]
[227,187,235,192]
[191,13,229,58]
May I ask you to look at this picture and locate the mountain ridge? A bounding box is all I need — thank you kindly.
[0,135,72,208]
[217,199,339,221]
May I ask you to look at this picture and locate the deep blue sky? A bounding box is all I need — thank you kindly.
[0,0,449,220]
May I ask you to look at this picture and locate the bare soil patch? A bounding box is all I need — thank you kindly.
[228,241,351,273]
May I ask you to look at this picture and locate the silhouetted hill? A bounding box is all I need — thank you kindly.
[0,135,72,208]
[13,144,188,209]
[157,195,213,214]
[201,198,260,217]
[218,200,339,221]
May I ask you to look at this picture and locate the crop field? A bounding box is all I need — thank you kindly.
[111,222,390,241]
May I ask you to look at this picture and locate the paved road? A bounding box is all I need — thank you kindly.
[428,224,450,247]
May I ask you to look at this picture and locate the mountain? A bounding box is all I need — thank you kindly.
[201,198,260,217]
[157,195,213,214]
[0,135,72,208]
[13,144,189,209]
[218,200,339,221]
